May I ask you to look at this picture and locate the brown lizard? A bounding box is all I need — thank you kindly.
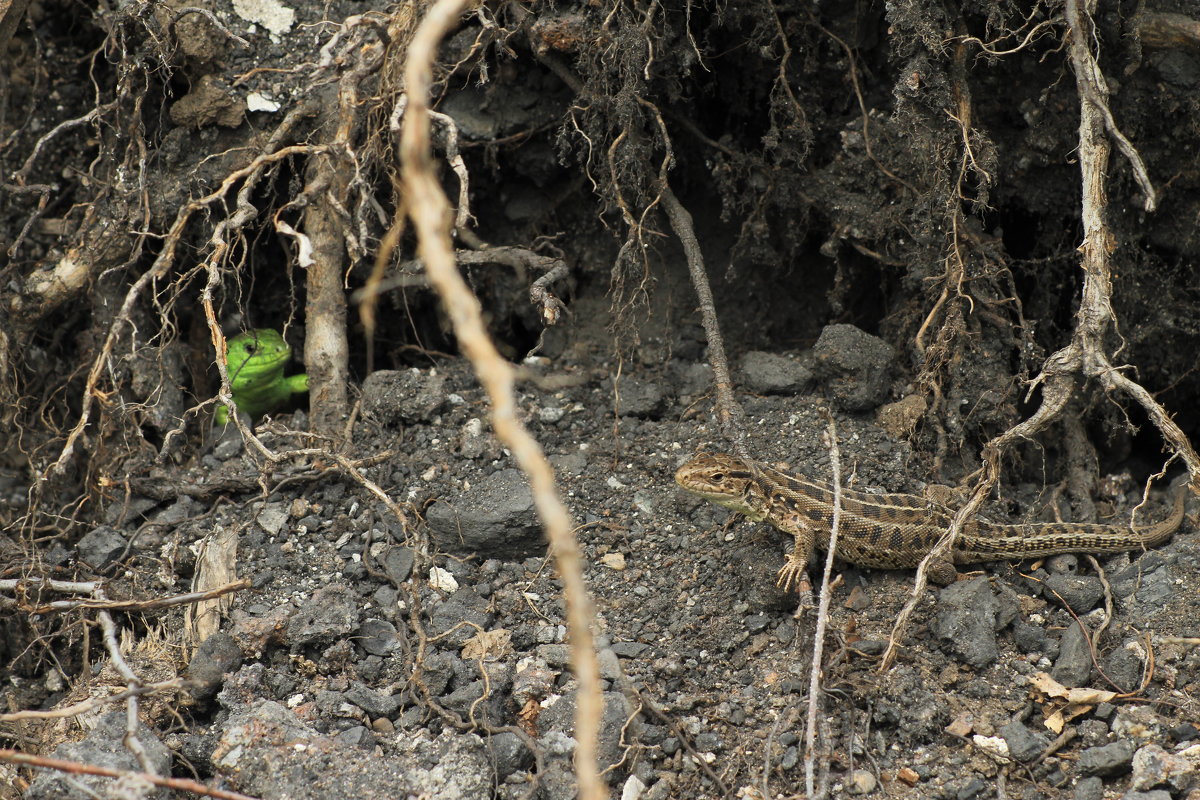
[675,452,1189,590]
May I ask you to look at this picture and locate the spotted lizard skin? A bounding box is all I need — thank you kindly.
[675,452,1188,590]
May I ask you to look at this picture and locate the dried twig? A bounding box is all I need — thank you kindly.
[804,411,842,797]
[0,679,186,723]
[17,580,248,615]
[0,748,258,800]
[399,2,606,798]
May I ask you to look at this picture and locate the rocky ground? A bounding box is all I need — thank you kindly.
[7,310,1200,799]
[5,0,1200,798]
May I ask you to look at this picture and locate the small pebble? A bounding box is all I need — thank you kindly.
[848,769,876,794]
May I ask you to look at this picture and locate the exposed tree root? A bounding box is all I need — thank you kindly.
[883,0,1199,671]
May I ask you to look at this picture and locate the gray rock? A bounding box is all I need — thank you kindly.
[538,691,636,772]
[1111,554,1167,596]
[1073,776,1103,800]
[608,377,667,418]
[443,679,502,723]
[255,503,289,535]
[103,494,157,525]
[487,730,533,780]
[596,647,622,681]
[549,452,588,477]
[1113,555,1174,615]
[1043,573,1104,612]
[361,369,446,425]
[1170,722,1200,742]
[314,689,347,715]
[998,721,1049,762]
[931,577,1000,668]
[75,526,128,570]
[847,769,876,794]
[186,631,243,700]
[739,351,813,395]
[1121,792,1173,800]
[535,643,571,668]
[285,584,362,648]
[1078,739,1136,776]
[610,640,649,658]
[1052,622,1094,687]
[334,726,376,748]
[345,681,400,718]
[426,469,542,559]
[152,496,199,526]
[1045,553,1079,574]
[1011,619,1050,654]
[812,324,894,411]
[1102,646,1144,693]
[669,361,713,397]
[956,777,987,800]
[852,639,888,656]
[383,546,414,583]
[26,711,171,799]
[419,651,459,696]
[1130,743,1200,792]
[357,618,400,656]
[215,700,492,799]
[429,587,493,648]
[213,424,246,458]
[993,579,1021,629]
[536,741,581,799]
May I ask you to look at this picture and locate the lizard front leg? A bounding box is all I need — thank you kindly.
[774,511,818,594]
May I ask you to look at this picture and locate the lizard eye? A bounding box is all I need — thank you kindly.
[709,473,724,483]
[245,343,257,354]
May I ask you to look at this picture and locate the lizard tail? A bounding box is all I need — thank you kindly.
[957,483,1189,562]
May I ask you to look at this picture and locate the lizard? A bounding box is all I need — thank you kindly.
[215,329,309,425]
[675,452,1189,590]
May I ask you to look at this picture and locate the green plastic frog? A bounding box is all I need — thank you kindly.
[215,329,309,425]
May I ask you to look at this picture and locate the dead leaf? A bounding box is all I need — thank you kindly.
[462,628,512,661]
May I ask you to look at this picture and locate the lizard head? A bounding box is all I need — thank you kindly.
[226,329,291,388]
[674,452,762,517]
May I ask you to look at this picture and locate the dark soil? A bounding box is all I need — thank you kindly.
[3,1,1200,799]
